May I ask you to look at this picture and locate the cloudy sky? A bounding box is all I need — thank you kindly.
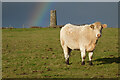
[2,2,118,28]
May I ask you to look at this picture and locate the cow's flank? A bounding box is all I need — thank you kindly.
[60,21,107,65]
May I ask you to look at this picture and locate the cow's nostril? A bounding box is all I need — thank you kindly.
[97,34,101,38]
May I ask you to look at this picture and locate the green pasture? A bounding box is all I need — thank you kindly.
[2,28,119,78]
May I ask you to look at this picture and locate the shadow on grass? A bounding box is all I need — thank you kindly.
[94,57,120,65]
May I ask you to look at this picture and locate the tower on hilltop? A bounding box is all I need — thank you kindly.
[50,10,57,27]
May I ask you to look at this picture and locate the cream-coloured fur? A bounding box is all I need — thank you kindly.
[60,22,107,65]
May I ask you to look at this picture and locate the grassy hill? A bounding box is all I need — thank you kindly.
[2,28,119,78]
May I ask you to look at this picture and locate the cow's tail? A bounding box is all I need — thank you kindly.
[60,29,65,47]
[60,38,64,46]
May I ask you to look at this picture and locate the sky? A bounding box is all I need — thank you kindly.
[2,2,118,28]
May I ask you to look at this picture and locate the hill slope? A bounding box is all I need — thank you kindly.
[2,28,119,78]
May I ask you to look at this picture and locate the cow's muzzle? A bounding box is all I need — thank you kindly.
[97,34,101,38]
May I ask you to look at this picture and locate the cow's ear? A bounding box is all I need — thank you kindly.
[102,24,107,28]
[90,25,94,29]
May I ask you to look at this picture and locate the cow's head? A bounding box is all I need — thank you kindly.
[90,22,107,38]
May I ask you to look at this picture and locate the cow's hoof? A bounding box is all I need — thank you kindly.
[65,59,69,65]
[81,61,85,65]
[89,61,93,66]
[66,62,69,65]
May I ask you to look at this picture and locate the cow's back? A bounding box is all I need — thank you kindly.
[60,24,92,49]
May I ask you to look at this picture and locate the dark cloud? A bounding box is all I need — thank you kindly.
[2,2,118,28]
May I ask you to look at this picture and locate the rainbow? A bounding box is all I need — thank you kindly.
[27,2,53,27]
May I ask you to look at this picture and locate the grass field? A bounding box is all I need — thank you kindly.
[2,28,119,78]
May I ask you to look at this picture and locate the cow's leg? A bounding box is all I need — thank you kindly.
[63,45,70,65]
[68,47,72,56]
[80,48,86,65]
[89,52,93,65]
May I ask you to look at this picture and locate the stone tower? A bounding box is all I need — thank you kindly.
[50,10,57,27]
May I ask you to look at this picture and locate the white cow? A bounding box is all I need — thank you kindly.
[60,22,107,65]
